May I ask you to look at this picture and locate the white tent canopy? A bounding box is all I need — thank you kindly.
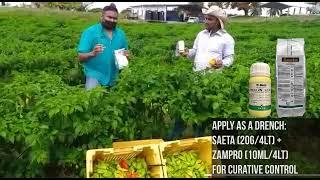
[278,2,313,8]
[261,2,313,8]
[260,2,313,16]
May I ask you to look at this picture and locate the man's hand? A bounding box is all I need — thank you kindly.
[91,44,105,56]
[212,59,223,69]
[179,48,189,57]
[78,44,105,62]
[123,50,129,58]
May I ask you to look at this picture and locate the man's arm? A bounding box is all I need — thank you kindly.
[212,36,235,69]
[77,30,96,62]
[222,36,235,67]
[78,52,95,62]
[180,33,200,59]
[187,34,200,60]
[221,55,234,67]
[78,45,104,62]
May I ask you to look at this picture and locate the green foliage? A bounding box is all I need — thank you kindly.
[47,2,82,11]
[0,9,320,177]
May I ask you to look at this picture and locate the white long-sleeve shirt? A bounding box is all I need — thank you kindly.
[188,29,235,71]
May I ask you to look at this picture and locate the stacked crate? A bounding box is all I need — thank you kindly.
[86,137,219,178]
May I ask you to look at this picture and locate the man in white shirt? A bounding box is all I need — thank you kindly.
[168,6,235,140]
[180,6,235,72]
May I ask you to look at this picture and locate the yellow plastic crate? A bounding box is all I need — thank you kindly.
[86,145,164,178]
[113,139,164,149]
[159,136,220,178]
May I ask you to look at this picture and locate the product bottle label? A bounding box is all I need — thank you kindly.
[249,82,271,111]
[277,59,305,109]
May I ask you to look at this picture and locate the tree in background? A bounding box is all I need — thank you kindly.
[78,2,94,11]
[231,2,259,16]
[47,2,79,11]
[207,2,231,9]
[31,2,93,11]
[306,2,320,14]
[268,8,282,17]
[119,8,138,20]
[178,2,203,18]
[190,2,262,16]
[189,2,204,8]
[249,2,262,16]
[88,8,103,13]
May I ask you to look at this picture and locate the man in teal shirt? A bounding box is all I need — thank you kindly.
[77,3,129,90]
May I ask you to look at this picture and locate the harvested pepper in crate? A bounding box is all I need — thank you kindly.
[165,150,209,178]
[91,158,151,178]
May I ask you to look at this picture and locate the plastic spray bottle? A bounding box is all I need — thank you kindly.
[248,62,271,118]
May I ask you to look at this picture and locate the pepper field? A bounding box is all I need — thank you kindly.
[0,8,320,177]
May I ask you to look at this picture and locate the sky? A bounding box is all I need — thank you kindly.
[88,2,192,12]
[6,2,313,14]
[83,2,314,12]
[6,2,192,12]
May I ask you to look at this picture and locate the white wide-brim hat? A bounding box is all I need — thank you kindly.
[202,5,227,29]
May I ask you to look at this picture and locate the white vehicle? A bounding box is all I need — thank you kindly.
[187,17,199,23]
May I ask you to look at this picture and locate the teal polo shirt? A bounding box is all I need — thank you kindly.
[77,23,128,86]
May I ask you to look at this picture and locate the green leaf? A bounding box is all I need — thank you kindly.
[49,108,60,118]
[8,134,15,143]
[62,106,70,116]
[111,120,118,130]
[74,105,83,112]
[40,125,49,129]
[0,131,6,138]
[26,135,36,146]
[212,102,219,110]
